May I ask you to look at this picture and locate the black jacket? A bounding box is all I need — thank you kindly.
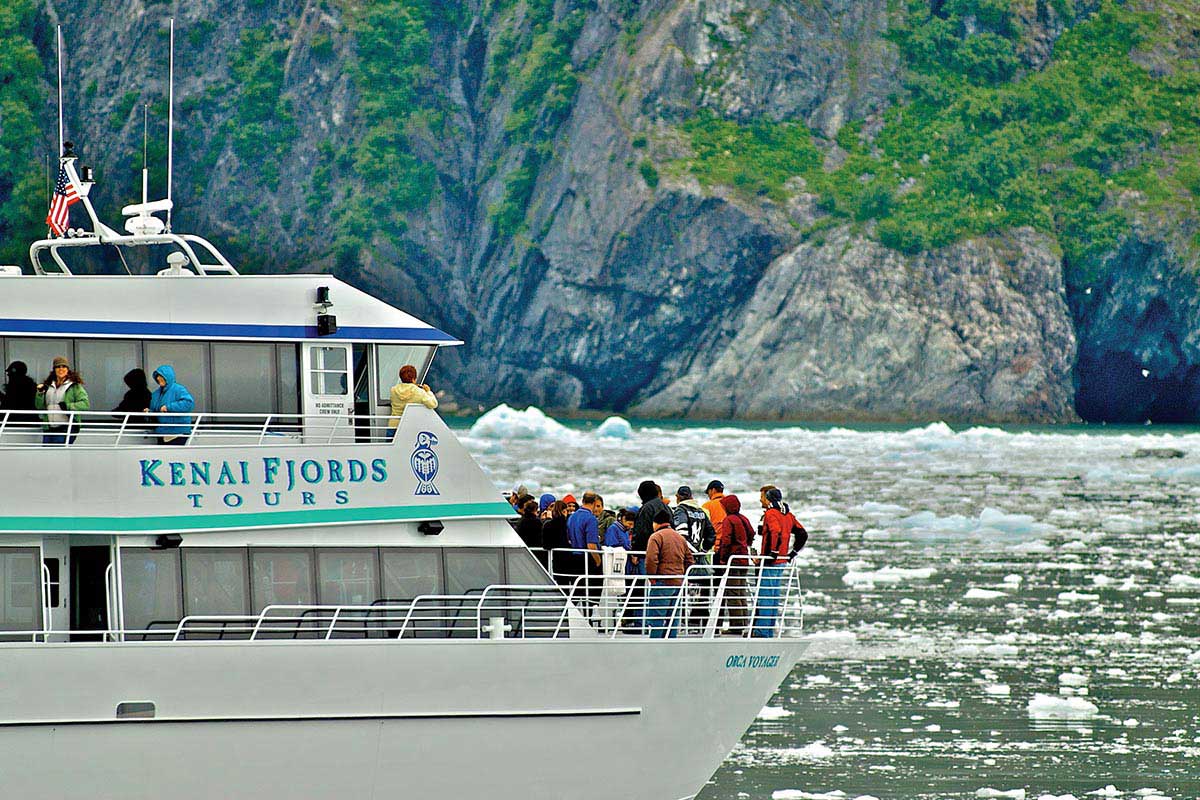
[632,498,669,552]
[672,503,716,551]
[114,369,152,415]
[515,514,543,550]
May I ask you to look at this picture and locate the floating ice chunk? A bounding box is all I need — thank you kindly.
[1168,574,1200,588]
[781,741,835,760]
[982,644,1019,658]
[843,566,936,585]
[1059,672,1089,687]
[468,404,569,440]
[1058,591,1101,603]
[1003,574,1023,585]
[594,416,632,439]
[805,674,833,685]
[1027,693,1099,719]
[1123,718,1139,727]
[984,684,1011,696]
[1036,795,1079,800]
[772,791,845,800]
[1187,650,1200,663]
[965,588,1007,600]
[1103,515,1150,533]
[759,705,793,720]
[1088,787,1121,797]
[976,790,1026,799]
[803,630,857,642]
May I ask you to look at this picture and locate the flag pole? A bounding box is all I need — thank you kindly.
[57,25,63,158]
[167,17,174,231]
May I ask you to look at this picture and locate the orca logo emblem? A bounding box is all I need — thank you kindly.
[411,431,440,496]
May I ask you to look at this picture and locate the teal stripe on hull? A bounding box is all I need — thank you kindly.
[0,502,517,533]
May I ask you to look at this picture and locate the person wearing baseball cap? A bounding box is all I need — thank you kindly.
[702,480,727,526]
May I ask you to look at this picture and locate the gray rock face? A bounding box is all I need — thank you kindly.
[632,227,1079,422]
[33,0,1161,423]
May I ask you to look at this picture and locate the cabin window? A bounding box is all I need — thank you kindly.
[381,548,443,600]
[444,549,503,595]
[6,339,73,387]
[145,342,209,413]
[120,548,182,631]
[0,548,40,632]
[251,549,315,608]
[317,549,378,605]
[504,548,552,587]
[212,343,276,415]
[376,345,435,403]
[76,340,141,412]
[277,345,300,415]
[182,548,249,617]
[309,347,349,396]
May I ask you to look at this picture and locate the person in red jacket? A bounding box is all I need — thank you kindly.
[754,487,801,637]
[714,494,753,636]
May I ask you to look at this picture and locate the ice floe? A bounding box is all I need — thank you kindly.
[468,404,569,440]
[594,415,632,439]
[1027,694,1099,719]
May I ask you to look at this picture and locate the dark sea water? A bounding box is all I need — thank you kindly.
[459,411,1200,800]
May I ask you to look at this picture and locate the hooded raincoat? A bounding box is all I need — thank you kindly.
[148,365,195,437]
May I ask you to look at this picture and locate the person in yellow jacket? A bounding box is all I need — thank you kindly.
[388,364,438,435]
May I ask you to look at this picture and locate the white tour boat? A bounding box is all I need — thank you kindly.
[0,142,808,799]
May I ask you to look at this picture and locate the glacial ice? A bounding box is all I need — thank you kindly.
[1027,694,1099,719]
[594,416,632,439]
[468,404,570,440]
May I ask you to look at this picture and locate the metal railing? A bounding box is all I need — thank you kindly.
[0,567,804,643]
[0,408,415,448]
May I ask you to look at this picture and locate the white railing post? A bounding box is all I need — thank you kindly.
[324,608,341,640]
[257,415,273,445]
[114,414,130,447]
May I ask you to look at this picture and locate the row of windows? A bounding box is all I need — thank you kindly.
[119,546,551,631]
[0,338,299,416]
[0,338,437,416]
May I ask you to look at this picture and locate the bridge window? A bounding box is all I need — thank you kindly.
[309,347,349,396]
[120,548,182,632]
[376,345,435,402]
[183,548,249,616]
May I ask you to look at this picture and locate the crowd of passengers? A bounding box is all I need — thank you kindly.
[509,479,808,638]
[0,357,438,445]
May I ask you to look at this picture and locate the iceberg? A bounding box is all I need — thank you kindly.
[468,404,570,440]
[594,415,632,439]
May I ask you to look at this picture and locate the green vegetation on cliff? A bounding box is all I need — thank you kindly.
[0,0,48,266]
[678,0,1200,284]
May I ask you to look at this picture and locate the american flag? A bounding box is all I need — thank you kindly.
[46,163,80,236]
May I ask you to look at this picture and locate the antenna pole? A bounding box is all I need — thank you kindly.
[142,104,149,206]
[56,26,63,157]
[167,17,174,231]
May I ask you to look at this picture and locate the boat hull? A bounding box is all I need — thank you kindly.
[0,637,803,799]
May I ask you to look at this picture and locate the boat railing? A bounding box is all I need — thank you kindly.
[0,566,804,643]
[0,408,414,448]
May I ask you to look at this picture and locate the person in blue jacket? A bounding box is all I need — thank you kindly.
[146,365,195,445]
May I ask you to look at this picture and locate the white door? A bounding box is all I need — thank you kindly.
[40,536,68,639]
[302,343,355,442]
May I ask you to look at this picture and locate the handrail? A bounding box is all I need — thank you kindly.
[0,409,413,448]
[0,567,805,643]
[40,562,52,643]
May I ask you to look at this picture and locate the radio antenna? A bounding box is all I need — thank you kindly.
[166,17,174,231]
[142,104,149,206]
[56,26,64,156]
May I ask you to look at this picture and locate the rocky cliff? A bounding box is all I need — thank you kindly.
[2,0,1198,422]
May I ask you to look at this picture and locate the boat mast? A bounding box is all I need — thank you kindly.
[56,25,63,157]
[167,17,174,232]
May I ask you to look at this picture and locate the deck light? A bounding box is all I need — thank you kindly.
[417,521,444,536]
[153,533,183,549]
[315,286,332,307]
